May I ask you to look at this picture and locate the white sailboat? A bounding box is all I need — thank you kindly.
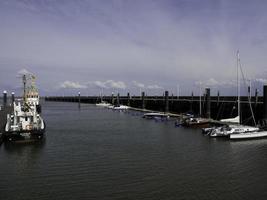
[96,101,111,107]
[210,124,259,137]
[210,51,259,137]
[183,83,211,128]
[230,130,267,139]
[96,90,111,107]
[228,51,267,139]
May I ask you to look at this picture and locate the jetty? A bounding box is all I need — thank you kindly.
[45,86,267,125]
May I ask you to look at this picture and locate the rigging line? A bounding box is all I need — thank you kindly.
[239,59,257,126]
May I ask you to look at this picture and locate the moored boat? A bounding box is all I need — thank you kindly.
[113,105,129,110]
[209,125,259,137]
[3,73,45,142]
[182,117,210,128]
[230,130,267,139]
[96,101,111,107]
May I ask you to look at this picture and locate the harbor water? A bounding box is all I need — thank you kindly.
[0,102,267,200]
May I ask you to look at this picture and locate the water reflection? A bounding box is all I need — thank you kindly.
[3,138,46,153]
[1,139,46,171]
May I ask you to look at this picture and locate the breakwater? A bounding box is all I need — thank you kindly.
[45,86,267,125]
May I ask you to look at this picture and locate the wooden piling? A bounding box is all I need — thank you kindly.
[117,93,120,106]
[205,88,211,118]
[3,90,7,107]
[111,93,115,105]
[141,92,145,109]
[190,92,193,112]
[127,92,131,106]
[165,91,169,113]
[264,85,267,119]
[78,92,81,108]
[11,92,15,104]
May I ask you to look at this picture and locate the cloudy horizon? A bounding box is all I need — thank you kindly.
[1,0,267,96]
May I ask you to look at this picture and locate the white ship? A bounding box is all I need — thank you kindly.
[4,74,45,141]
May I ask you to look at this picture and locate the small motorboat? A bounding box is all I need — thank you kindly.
[113,105,129,110]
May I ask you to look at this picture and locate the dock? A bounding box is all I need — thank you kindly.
[45,85,267,125]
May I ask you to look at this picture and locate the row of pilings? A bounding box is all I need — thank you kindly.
[45,85,267,125]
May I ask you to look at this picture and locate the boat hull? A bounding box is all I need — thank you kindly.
[183,121,210,128]
[230,131,267,139]
[3,127,45,142]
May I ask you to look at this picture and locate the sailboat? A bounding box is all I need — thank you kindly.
[229,52,267,139]
[210,51,260,137]
[96,90,111,107]
[182,83,210,128]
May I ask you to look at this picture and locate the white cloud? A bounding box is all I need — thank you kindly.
[60,81,87,89]
[255,78,267,84]
[106,80,126,89]
[133,81,145,88]
[147,84,163,89]
[195,78,237,88]
[205,78,219,87]
[88,80,127,89]
[93,81,108,89]
[17,68,33,76]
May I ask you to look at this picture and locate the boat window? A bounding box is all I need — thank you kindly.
[25,117,28,121]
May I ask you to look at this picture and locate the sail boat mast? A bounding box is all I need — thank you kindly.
[199,82,202,117]
[237,50,241,124]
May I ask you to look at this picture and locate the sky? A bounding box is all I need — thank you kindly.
[1,0,267,96]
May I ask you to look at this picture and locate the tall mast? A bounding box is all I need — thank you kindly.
[237,50,240,124]
[23,74,27,104]
[199,82,202,117]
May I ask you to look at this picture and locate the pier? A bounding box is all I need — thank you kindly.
[45,86,267,125]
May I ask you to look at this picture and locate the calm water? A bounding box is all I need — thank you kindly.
[0,102,267,200]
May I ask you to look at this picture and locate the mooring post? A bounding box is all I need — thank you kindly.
[117,93,120,106]
[141,91,145,109]
[127,92,131,106]
[11,92,15,104]
[205,88,211,118]
[165,91,169,113]
[3,90,7,108]
[264,85,267,119]
[78,92,81,108]
[190,91,194,112]
[111,93,115,105]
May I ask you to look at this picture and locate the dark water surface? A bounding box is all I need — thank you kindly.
[1,102,267,200]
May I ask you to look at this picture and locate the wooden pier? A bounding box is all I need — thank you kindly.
[45,86,267,125]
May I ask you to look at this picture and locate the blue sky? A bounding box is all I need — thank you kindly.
[1,0,267,96]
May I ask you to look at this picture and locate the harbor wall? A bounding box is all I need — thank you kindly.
[45,94,265,124]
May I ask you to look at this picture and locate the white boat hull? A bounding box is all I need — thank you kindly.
[230,131,267,139]
[113,105,129,110]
